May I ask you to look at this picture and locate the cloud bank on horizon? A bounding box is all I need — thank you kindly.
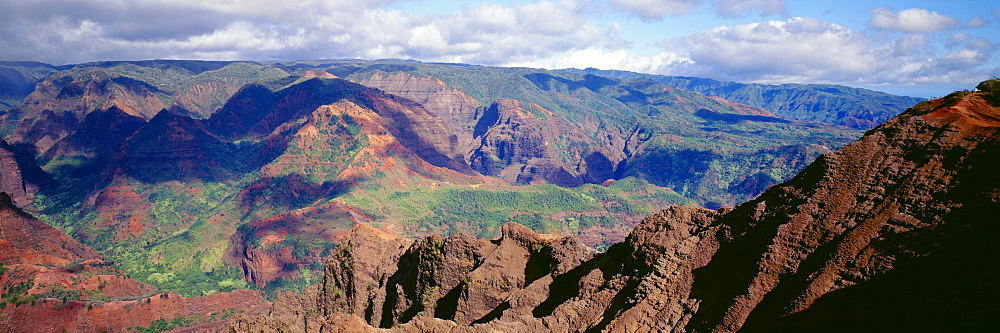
[1,0,997,97]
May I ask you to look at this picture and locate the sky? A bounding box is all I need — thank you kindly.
[1,0,997,97]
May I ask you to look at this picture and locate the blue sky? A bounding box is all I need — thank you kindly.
[1,0,997,97]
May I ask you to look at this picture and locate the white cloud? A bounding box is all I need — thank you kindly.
[676,18,876,82]
[894,34,927,56]
[949,33,971,47]
[967,38,995,52]
[542,47,690,73]
[869,7,959,33]
[0,0,606,66]
[611,0,706,21]
[965,16,990,28]
[669,17,996,87]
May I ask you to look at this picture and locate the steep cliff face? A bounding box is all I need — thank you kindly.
[232,206,719,332]
[0,142,30,206]
[469,99,624,186]
[232,88,1000,331]
[362,72,632,186]
[360,71,482,154]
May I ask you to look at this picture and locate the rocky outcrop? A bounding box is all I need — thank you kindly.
[231,207,716,332]
[468,99,624,186]
[232,88,1000,331]
[0,142,30,206]
[681,88,999,332]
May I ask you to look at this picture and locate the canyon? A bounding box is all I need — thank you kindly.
[2,60,992,331]
[232,86,1000,331]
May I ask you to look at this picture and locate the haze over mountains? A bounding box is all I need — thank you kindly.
[0,59,995,331]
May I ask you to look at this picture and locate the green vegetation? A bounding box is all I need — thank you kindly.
[1,277,36,308]
[261,268,318,301]
[127,308,242,333]
[37,284,83,302]
[342,177,692,244]
[977,78,1000,106]
[33,177,250,296]
[328,60,859,206]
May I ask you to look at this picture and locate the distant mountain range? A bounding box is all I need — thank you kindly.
[0,59,930,317]
[562,67,925,129]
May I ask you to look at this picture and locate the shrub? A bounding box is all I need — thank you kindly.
[977,78,1000,106]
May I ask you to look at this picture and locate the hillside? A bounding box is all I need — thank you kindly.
[0,192,268,332]
[232,82,1000,331]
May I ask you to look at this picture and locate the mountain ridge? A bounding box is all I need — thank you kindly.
[562,67,925,129]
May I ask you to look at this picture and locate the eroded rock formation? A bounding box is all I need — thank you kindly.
[232,88,1000,331]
